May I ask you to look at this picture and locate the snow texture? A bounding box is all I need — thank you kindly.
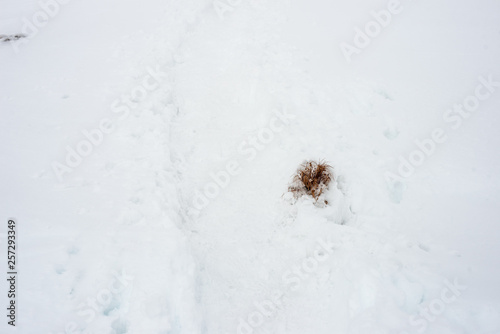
[1,0,499,333]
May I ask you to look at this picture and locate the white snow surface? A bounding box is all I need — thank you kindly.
[1,0,500,333]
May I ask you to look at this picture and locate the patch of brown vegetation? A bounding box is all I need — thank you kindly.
[288,160,333,201]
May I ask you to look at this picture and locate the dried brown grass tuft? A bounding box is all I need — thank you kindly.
[288,160,333,201]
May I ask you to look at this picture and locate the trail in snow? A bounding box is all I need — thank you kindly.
[0,1,211,333]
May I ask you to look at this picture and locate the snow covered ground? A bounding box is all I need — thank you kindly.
[1,0,499,333]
